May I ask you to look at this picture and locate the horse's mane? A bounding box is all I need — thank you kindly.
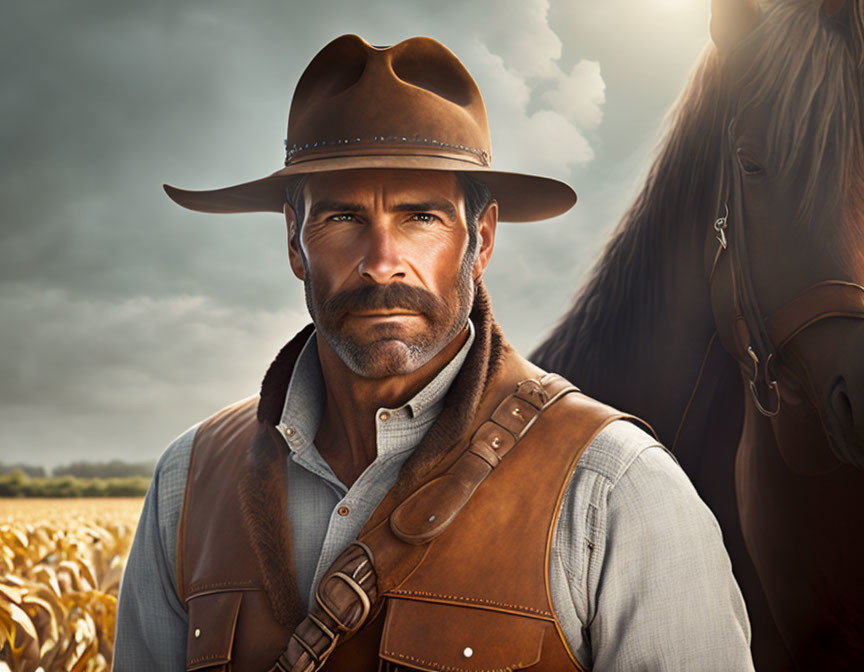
[531,0,864,380]
[739,0,864,224]
[530,47,728,379]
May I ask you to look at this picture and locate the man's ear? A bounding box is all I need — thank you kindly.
[472,200,498,282]
[285,203,306,281]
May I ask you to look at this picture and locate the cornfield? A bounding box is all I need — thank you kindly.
[0,498,144,672]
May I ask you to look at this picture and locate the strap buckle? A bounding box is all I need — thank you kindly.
[314,571,372,634]
[277,614,339,672]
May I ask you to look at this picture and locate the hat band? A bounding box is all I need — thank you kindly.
[284,135,490,167]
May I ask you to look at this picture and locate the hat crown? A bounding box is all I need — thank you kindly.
[285,35,491,166]
[163,34,577,222]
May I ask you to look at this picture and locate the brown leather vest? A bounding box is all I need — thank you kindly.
[176,322,632,672]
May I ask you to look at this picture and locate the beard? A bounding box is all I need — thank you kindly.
[303,256,475,378]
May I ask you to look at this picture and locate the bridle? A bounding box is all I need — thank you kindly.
[671,116,864,452]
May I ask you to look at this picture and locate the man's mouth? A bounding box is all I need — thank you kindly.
[348,309,422,318]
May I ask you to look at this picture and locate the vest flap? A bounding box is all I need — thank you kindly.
[379,598,547,671]
[186,591,243,671]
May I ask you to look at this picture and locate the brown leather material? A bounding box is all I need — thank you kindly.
[389,375,572,546]
[765,280,864,351]
[386,392,625,617]
[708,206,864,418]
[177,396,298,672]
[180,379,617,672]
[186,592,242,671]
[379,600,548,671]
[281,374,580,671]
[707,130,864,418]
[176,395,264,603]
[175,288,644,671]
[389,464,490,544]
[377,393,626,672]
[162,34,577,222]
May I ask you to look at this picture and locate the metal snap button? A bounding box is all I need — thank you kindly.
[463,647,473,658]
[194,628,201,638]
[337,505,350,517]
[378,411,391,422]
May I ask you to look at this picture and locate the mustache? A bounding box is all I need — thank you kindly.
[321,283,447,320]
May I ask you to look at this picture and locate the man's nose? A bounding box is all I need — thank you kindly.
[358,227,407,284]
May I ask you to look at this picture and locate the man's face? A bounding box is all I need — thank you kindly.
[286,169,494,378]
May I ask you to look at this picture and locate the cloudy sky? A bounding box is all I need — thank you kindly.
[1,0,710,467]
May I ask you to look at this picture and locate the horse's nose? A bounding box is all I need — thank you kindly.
[823,351,864,469]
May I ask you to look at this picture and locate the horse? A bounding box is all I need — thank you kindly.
[530,0,864,668]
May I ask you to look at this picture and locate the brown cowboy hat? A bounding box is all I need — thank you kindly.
[164,34,577,222]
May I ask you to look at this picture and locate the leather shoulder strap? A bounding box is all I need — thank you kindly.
[276,373,628,672]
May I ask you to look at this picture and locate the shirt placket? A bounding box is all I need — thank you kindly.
[305,405,423,606]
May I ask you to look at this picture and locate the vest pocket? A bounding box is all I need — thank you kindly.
[379,598,548,671]
[186,591,243,671]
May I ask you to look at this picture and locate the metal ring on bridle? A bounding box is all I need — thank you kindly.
[747,347,781,416]
[714,203,729,250]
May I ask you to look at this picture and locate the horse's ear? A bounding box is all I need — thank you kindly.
[710,0,761,54]
[821,0,847,16]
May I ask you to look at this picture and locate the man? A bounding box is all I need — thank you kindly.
[114,35,754,671]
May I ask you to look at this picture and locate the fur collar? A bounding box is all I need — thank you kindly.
[238,281,506,629]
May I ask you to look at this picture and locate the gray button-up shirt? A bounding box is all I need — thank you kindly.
[114,321,754,670]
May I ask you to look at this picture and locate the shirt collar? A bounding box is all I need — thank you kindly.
[278,319,476,454]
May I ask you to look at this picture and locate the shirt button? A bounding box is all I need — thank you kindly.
[378,411,391,422]
[337,505,350,517]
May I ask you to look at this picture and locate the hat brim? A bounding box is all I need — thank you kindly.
[163,154,576,223]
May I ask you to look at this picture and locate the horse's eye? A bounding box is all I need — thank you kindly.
[736,149,763,175]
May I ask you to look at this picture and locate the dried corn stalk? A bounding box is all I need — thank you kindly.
[0,498,143,672]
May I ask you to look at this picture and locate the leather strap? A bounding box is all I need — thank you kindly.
[765,280,864,351]
[273,373,578,672]
[706,118,864,417]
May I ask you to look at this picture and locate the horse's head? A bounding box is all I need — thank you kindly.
[708,0,864,472]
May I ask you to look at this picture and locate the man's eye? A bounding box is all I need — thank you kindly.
[411,213,437,224]
[328,214,356,222]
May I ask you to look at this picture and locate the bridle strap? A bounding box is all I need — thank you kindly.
[706,117,864,416]
[701,116,864,425]
[676,119,864,437]
[765,280,864,352]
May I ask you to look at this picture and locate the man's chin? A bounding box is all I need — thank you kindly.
[333,337,433,379]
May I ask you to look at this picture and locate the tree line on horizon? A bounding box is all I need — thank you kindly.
[0,460,155,497]
[0,459,156,479]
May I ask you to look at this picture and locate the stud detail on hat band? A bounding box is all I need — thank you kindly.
[284,135,490,165]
